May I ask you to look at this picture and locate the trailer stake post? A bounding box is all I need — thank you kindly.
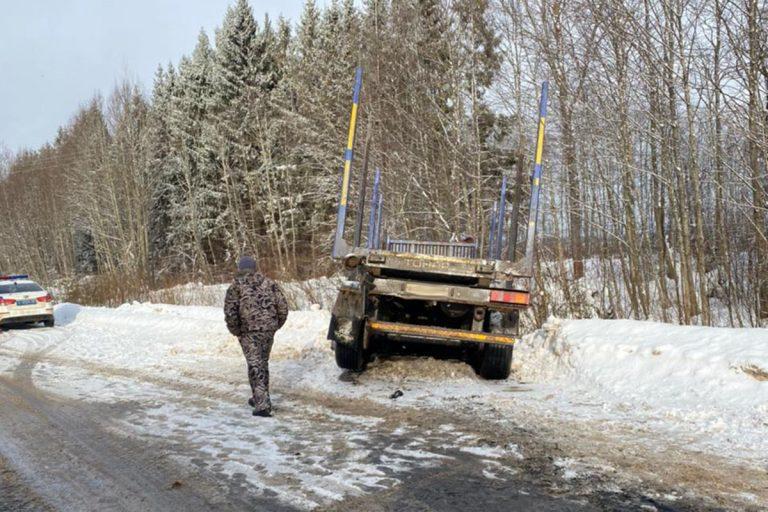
[495,175,508,260]
[524,81,549,273]
[332,66,363,259]
[353,134,372,248]
[368,168,381,249]
[487,200,498,259]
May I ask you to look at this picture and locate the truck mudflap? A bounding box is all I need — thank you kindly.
[367,320,516,346]
[329,282,367,347]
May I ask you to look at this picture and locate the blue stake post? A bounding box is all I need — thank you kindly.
[494,175,508,260]
[368,168,381,249]
[524,81,549,272]
[332,67,364,259]
[373,191,383,249]
[487,200,498,259]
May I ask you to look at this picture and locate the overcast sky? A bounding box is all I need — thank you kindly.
[0,0,310,153]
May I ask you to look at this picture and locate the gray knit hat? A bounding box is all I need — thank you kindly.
[237,256,257,272]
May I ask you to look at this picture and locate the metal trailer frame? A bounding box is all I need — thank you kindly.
[331,68,550,277]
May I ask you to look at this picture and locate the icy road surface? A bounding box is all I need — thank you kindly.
[0,303,766,511]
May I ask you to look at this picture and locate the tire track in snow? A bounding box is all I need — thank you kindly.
[0,348,292,512]
[0,344,735,511]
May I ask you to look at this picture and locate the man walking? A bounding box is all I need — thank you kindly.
[224,256,288,417]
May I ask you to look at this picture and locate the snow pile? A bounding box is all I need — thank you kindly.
[517,318,768,405]
[515,318,768,459]
[45,302,331,370]
[54,302,83,326]
[53,303,236,371]
[271,309,332,360]
[365,356,478,382]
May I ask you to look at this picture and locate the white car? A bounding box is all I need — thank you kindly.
[0,275,55,328]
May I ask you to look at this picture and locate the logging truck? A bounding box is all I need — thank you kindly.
[328,68,549,379]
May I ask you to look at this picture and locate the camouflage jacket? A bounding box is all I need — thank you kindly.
[224,271,289,337]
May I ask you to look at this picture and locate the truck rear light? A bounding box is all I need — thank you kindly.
[1,298,16,306]
[489,290,530,306]
[37,294,53,303]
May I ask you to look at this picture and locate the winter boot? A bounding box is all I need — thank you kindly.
[252,409,272,417]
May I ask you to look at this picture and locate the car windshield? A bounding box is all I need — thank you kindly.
[0,282,43,294]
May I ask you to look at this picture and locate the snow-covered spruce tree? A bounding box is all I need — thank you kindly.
[451,0,514,257]
[204,0,301,274]
[166,30,224,272]
[269,2,323,273]
[271,0,361,272]
[208,0,263,261]
[146,64,182,274]
[243,15,297,274]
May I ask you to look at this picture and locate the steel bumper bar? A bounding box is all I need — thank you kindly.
[368,320,516,346]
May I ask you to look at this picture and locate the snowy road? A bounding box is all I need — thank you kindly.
[0,304,765,511]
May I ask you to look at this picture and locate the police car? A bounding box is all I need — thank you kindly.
[0,275,55,328]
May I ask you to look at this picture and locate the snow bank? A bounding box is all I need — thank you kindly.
[271,309,332,360]
[517,318,768,405]
[515,318,768,460]
[52,302,331,371]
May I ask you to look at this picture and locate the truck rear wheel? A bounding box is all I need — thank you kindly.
[334,339,367,372]
[330,314,368,372]
[478,344,513,380]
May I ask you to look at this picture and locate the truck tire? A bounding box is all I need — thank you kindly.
[478,344,513,380]
[335,339,367,372]
[329,314,368,372]
[43,318,55,328]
